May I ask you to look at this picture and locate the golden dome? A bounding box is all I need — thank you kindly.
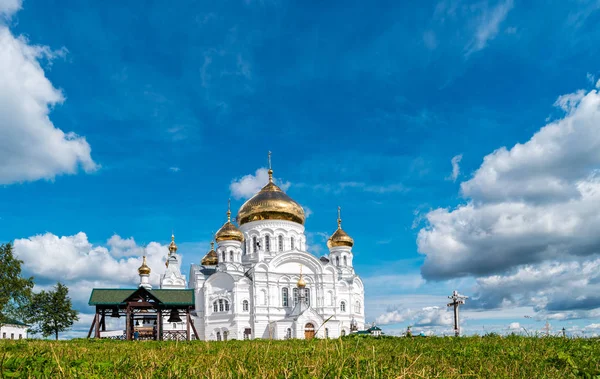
[327,206,354,248]
[297,265,306,288]
[168,234,178,254]
[138,256,151,275]
[201,241,219,265]
[215,201,244,243]
[237,168,305,225]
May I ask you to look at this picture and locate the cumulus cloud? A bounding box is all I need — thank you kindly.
[230,167,290,199]
[376,306,453,327]
[0,0,21,18]
[418,89,600,280]
[447,154,463,182]
[14,232,168,286]
[0,6,98,185]
[465,0,514,55]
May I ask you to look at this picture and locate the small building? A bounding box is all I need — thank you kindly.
[0,319,28,340]
[354,325,383,337]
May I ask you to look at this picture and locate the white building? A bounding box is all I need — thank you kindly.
[0,320,28,340]
[150,163,365,341]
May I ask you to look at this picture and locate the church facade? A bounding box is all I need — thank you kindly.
[143,163,365,341]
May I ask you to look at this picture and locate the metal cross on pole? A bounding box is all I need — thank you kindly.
[447,290,468,337]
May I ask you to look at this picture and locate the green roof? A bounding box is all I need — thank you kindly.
[1,318,27,327]
[89,288,194,306]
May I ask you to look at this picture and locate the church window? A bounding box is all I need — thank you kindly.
[336,257,340,266]
[222,251,226,262]
[213,299,230,313]
[2,333,5,339]
[10,333,14,340]
[340,301,346,312]
[341,329,346,337]
[290,237,295,250]
[253,236,258,253]
[293,288,299,306]
[355,301,360,313]
[242,300,249,311]
[278,235,283,251]
[216,331,221,341]
[223,330,228,341]
[282,287,289,307]
[286,328,292,339]
[325,328,329,339]
[327,291,333,306]
[343,256,347,266]
[265,236,270,252]
[230,251,234,261]
[304,288,310,306]
[18,334,22,339]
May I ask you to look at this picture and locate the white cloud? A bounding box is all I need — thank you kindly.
[508,322,520,330]
[419,88,600,280]
[229,167,290,199]
[587,72,595,85]
[447,154,463,182]
[465,0,514,56]
[14,232,168,286]
[596,79,600,89]
[169,166,181,172]
[0,0,21,18]
[304,206,313,218]
[376,306,453,327]
[0,8,98,185]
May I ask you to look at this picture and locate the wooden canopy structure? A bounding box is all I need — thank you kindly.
[87,287,198,341]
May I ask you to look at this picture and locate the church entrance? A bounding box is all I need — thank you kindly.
[304,323,315,340]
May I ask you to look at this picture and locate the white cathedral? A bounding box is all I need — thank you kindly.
[139,163,365,341]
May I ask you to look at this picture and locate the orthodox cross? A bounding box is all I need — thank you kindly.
[268,151,272,170]
[447,290,468,337]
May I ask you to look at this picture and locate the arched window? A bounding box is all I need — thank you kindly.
[336,256,340,266]
[261,289,268,305]
[265,236,270,252]
[304,288,310,306]
[286,328,292,339]
[325,328,329,339]
[341,329,346,337]
[213,299,230,313]
[222,251,226,262]
[340,301,346,312]
[355,301,360,313]
[290,237,295,250]
[223,330,228,341]
[327,291,333,306]
[343,256,347,266]
[278,235,284,251]
[293,288,299,306]
[282,287,289,307]
[252,236,257,253]
[242,300,249,311]
[230,251,234,261]
[216,331,221,341]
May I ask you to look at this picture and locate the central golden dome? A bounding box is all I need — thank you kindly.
[237,168,305,225]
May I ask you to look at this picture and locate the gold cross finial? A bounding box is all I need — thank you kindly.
[268,151,273,183]
[227,198,231,222]
[337,206,342,228]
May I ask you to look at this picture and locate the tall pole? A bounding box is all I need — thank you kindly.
[447,290,468,337]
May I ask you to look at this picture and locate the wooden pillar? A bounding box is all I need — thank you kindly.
[94,309,100,338]
[189,311,200,340]
[186,308,191,341]
[100,310,106,332]
[126,306,131,340]
[157,309,163,341]
[87,313,97,339]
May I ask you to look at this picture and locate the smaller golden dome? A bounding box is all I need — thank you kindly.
[168,234,178,254]
[138,256,151,275]
[215,200,244,243]
[201,241,219,266]
[327,206,354,248]
[297,265,306,288]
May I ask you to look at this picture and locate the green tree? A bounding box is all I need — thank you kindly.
[0,242,34,326]
[29,282,79,340]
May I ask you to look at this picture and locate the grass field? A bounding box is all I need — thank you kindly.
[1,335,599,378]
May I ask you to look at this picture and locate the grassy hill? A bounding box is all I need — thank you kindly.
[1,335,599,378]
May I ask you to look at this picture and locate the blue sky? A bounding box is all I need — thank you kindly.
[2,0,600,337]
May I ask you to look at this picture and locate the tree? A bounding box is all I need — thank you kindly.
[29,282,79,340]
[0,242,34,326]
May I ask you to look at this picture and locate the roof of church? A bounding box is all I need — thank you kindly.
[0,318,27,327]
[89,288,194,306]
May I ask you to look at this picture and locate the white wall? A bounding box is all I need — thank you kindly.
[0,324,27,340]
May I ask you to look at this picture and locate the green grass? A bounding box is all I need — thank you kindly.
[1,335,599,378]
